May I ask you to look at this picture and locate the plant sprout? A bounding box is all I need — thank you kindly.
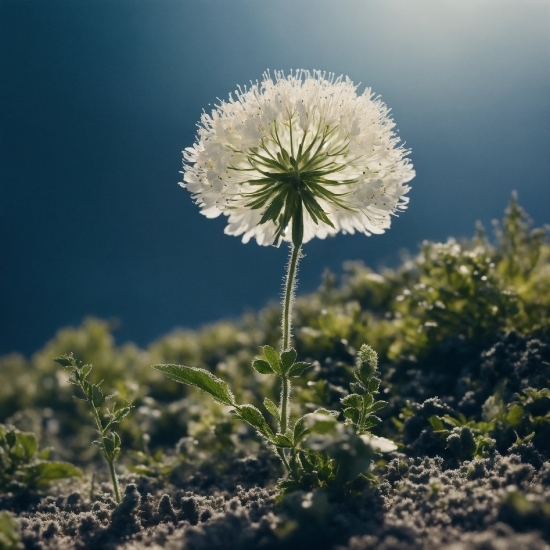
[154,69,412,491]
[54,354,132,503]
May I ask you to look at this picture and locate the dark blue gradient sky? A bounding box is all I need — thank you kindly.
[1,0,549,356]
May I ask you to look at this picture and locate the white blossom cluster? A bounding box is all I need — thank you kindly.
[182,70,415,246]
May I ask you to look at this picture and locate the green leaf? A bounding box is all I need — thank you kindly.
[14,432,38,460]
[367,400,388,413]
[152,364,235,406]
[272,433,293,447]
[80,364,92,379]
[263,397,280,421]
[112,406,132,424]
[506,404,524,427]
[90,385,105,408]
[287,361,313,378]
[341,394,363,408]
[34,461,83,486]
[259,191,287,225]
[261,346,282,375]
[350,382,366,395]
[428,415,448,433]
[235,404,274,440]
[368,378,381,393]
[53,354,75,368]
[364,394,373,409]
[5,430,16,448]
[280,348,297,374]
[251,359,274,375]
[343,408,360,424]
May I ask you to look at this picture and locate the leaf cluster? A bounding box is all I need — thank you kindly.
[341,345,387,434]
[54,354,132,464]
[0,423,81,494]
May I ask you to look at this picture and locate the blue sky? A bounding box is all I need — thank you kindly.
[1,0,549,355]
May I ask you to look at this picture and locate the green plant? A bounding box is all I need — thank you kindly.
[54,354,132,503]
[0,424,81,494]
[154,340,394,495]
[0,512,23,550]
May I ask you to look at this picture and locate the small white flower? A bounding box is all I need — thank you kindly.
[181,70,415,247]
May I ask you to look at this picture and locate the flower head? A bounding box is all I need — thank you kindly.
[182,70,415,247]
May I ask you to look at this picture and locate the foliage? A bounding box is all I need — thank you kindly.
[0,194,547,482]
[154,344,392,496]
[0,424,81,495]
[0,512,22,550]
[53,354,132,503]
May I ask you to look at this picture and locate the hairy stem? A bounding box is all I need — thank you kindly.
[279,243,301,437]
[280,377,291,434]
[282,244,301,351]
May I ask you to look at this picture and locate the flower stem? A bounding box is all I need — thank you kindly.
[282,244,301,351]
[279,243,302,435]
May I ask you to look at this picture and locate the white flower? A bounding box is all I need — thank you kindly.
[182,70,415,247]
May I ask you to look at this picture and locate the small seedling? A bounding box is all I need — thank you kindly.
[0,423,82,494]
[54,353,132,503]
[341,345,388,434]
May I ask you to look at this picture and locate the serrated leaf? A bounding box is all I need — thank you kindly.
[298,450,315,473]
[80,364,92,379]
[53,355,75,368]
[263,397,280,421]
[368,378,380,393]
[343,407,360,423]
[367,400,387,413]
[112,406,132,424]
[341,394,363,408]
[261,346,282,374]
[152,364,235,406]
[251,359,274,375]
[272,433,293,447]
[280,348,297,374]
[235,404,274,440]
[34,461,83,486]
[287,361,313,378]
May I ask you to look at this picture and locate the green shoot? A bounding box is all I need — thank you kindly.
[54,353,132,503]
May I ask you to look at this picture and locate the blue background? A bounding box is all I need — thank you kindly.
[1,0,549,356]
